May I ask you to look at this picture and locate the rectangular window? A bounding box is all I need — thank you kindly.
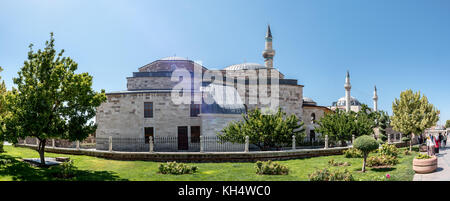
[191,126,200,143]
[144,127,154,144]
[144,102,153,118]
[190,103,200,117]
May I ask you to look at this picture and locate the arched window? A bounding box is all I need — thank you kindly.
[311,113,316,124]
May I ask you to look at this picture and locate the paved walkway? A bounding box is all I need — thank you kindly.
[414,144,450,181]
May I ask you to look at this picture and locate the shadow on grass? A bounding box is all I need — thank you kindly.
[370,167,396,172]
[0,154,127,181]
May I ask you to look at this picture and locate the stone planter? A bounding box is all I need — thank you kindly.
[413,156,437,174]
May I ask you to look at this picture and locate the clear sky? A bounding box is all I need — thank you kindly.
[0,0,449,124]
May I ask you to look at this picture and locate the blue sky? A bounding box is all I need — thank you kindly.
[0,0,449,124]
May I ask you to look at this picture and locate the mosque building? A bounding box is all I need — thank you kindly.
[95,25,379,151]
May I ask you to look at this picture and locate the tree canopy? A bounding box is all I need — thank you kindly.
[0,67,6,153]
[0,33,106,165]
[391,89,439,151]
[218,107,305,150]
[353,135,379,172]
[316,104,376,146]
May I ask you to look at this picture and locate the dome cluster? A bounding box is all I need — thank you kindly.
[333,96,361,107]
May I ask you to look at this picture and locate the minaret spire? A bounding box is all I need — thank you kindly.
[344,70,352,112]
[262,25,275,68]
[373,85,378,112]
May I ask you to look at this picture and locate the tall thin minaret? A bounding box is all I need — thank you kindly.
[373,85,378,112]
[344,71,352,112]
[262,25,275,68]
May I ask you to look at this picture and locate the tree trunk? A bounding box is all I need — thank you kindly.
[410,133,413,152]
[38,139,47,166]
[362,155,367,173]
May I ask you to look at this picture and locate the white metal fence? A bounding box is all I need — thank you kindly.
[15,133,405,153]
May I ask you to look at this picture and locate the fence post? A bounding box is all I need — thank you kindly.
[52,139,55,148]
[325,135,329,149]
[76,140,80,150]
[388,134,391,144]
[36,138,39,146]
[352,135,355,144]
[109,136,112,152]
[399,133,402,142]
[292,135,296,150]
[149,136,154,153]
[24,138,27,145]
[244,136,249,153]
[200,136,204,153]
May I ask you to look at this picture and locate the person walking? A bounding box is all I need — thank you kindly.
[443,134,447,148]
[430,135,434,155]
[434,135,440,155]
[426,136,432,156]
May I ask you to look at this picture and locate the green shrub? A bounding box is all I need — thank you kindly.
[255,160,289,175]
[354,136,380,154]
[377,143,399,157]
[308,168,354,181]
[50,160,77,179]
[0,159,11,166]
[343,148,363,158]
[158,162,198,175]
[353,135,380,172]
[328,159,351,167]
[401,137,410,143]
[416,153,431,159]
[378,134,387,142]
[404,150,411,155]
[366,155,398,167]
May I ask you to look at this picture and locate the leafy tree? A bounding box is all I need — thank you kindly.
[316,109,355,146]
[446,120,450,129]
[1,33,106,165]
[354,104,377,138]
[375,111,390,137]
[316,105,375,146]
[0,67,6,153]
[218,107,305,150]
[353,135,379,172]
[391,90,440,151]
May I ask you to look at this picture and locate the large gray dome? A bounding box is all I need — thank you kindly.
[224,63,266,71]
[334,96,361,107]
[159,56,190,61]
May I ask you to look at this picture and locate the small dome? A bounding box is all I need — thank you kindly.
[224,63,266,71]
[334,96,361,106]
[303,97,317,106]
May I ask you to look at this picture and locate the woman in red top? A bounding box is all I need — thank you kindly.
[435,136,440,155]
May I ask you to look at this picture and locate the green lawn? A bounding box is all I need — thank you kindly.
[0,145,417,181]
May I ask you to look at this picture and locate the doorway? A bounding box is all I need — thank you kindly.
[178,126,189,150]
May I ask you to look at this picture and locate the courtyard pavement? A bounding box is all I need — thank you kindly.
[413,144,450,181]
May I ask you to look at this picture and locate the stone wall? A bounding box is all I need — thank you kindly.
[96,92,202,150]
[302,106,328,141]
[127,77,180,91]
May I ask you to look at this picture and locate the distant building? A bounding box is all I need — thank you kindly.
[329,71,378,113]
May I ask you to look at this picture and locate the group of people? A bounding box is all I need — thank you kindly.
[425,133,448,156]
